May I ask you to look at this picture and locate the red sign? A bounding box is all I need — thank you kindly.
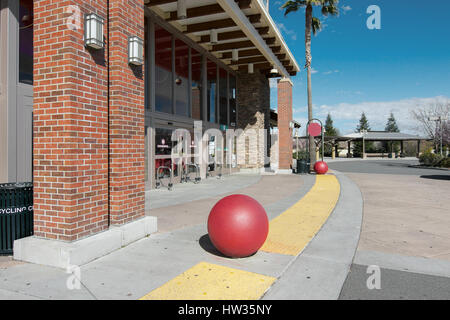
[308,123,322,137]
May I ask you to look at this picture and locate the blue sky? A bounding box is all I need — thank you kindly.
[269,0,450,134]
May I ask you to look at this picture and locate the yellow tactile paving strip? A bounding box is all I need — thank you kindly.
[140,174,340,300]
[260,174,340,256]
[140,262,276,300]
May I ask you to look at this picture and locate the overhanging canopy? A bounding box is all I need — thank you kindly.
[144,0,300,78]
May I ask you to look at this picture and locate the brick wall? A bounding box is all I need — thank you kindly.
[108,0,145,225]
[33,0,109,241]
[33,0,146,241]
[236,71,270,169]
[277,78,293,170]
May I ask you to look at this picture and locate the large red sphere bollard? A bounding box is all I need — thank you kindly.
[314,161,329,175]
[208,194,269,258]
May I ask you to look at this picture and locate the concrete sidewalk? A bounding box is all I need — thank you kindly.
[0,171,361,300]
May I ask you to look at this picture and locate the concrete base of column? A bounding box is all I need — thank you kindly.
[14,216,157,269]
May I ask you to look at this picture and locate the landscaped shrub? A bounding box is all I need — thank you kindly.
[440,157,450,168]
[293,150,310,161]
[419,149,444,167]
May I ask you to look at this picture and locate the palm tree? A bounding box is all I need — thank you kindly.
[281,0,339,169]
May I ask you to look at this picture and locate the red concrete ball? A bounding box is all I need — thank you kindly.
[314,161,329,175]
[207,194,269,258]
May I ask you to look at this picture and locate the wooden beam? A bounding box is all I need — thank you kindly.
[276,54,286,60]
[166,1,252,22]
[167,4,224,21]
[211,40,255,52]
[238,62,271,71]
[184,14,261,34]
[198,27,268,44]
[147,0,251,8]
[221,49,261,59]
[228,56,268,65]
[145,0,176,7]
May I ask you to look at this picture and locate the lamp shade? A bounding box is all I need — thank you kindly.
[128,36,144,66]
[248,63,254,74]
[177,0,187,19]
[232,49,239,61]
[210,29,218,44]
[84,13,104,49]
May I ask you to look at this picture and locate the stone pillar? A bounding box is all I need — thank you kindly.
[108,0,145,225]
[236,71,270,170]
[277,78,293,171]
[33,0,109,241]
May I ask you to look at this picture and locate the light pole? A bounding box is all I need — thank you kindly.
[360,129,368,159]
[428,116,448,156]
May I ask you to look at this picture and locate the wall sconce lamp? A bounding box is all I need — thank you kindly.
[210,29,218,45]
[177,0,187,19]
[232,49,239,61]
[248,63,254,74]
[84,13,104,50]
[270,67,278,74]
[128,36,144,66]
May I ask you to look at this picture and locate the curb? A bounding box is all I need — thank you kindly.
[263,170,363,300]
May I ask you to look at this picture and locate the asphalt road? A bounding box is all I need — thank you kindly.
[329,160,450,300]
[329,159,450,177]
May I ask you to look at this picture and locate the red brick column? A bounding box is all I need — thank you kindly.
[33,0,109,241]
[277,78,293,170]
[108,0,145,225]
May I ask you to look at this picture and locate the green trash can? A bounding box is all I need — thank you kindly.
[297,160,309,174]
[0,183,34,255]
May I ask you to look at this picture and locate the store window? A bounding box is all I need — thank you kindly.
[207,59,217,123]
[229,75,237,127]
[219,68,228,126]
[191,49,203,120]
[174,39,189,117]
[19,0,34,85]
[155,24,173,114]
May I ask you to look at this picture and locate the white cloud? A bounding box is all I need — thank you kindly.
[314,96,449,134]
[323,70,339,75]
[342,5,352,13]
[276,22,298,41]
[311,68,319,74]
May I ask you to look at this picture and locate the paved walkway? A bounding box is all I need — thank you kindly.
[330,160,450,300]
[0,170,361,300]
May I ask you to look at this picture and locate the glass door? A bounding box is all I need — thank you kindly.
[152,121,194,189]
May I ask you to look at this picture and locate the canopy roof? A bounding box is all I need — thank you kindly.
[145,0,300,78]
[339,131,429,142]
[297,131,430,142]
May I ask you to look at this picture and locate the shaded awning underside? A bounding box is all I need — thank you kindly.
[145,0,300,78]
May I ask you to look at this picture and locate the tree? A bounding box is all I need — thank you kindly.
[384,113,400,153]
[282,0,339,169]
[324,113,339,156]
[325,113,338,136]
[353,112,373,156]
[411,99,450,152]
[385,113,400,133]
